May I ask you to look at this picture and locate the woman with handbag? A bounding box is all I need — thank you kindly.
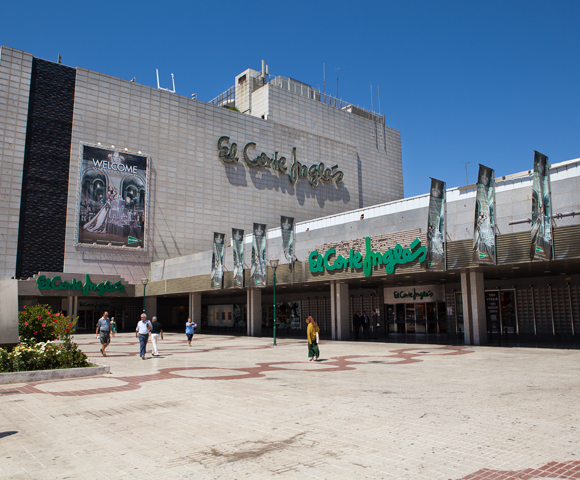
[306,316,320,361]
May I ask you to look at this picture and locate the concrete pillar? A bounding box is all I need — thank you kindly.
[470,271,488,346]
[330,283,336,340]
[0,279,19,348]
[461,272,473,345]
[189,293,202,332]
[330,282,350,340]
[68,296,74,318]
[247,289,262,337]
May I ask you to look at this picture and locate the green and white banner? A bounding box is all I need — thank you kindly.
[251,223,267,287]
[211,232,226,289]
[232,228,244,287]
[281,216,295,270]
[530,151,553,260]
[473,164,496,264]
[426,178,446,271]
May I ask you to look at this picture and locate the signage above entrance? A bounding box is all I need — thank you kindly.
[36,274,126,297]
[217,136,344,187]
[384,285,445,304]
[308,237,427,277]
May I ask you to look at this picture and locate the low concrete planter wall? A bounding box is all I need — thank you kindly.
[0,365,110,385]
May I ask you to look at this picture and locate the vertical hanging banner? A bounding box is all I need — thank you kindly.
[472,164,496,264]
[232,228,244,287]
[281,216,295,271]
[426,178,446,271]
[530,151,553,260]
[251,223,267,287]
[211,232,226,289]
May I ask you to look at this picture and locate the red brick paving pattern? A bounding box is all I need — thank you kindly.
[458,460,580,479]
[0,344,472,397]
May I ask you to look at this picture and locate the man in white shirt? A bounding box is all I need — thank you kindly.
[95,311,111,356]
[135,313,152,360]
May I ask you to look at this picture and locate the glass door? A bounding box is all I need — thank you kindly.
[426,303,436,333]
[386,304,396,333]
[396,304,406,333]
[405,304,416,333]
[415,304,426,333]
[437,303,447,333]
[500,290,517,334]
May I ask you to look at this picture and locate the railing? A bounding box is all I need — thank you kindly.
[269,75,385,124]
[209,86,235,107]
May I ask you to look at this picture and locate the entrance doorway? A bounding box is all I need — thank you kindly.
[486,289,518,335]
[386,302,447,334]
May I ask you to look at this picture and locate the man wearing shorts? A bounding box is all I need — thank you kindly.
[96,311,111,356]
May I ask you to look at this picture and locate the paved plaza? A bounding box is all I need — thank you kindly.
[1,333,579,479]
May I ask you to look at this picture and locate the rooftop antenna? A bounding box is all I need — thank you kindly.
[323,61,325,94]
[370,84,373,112]
[336,68,341,98]
[377,86,381,115]
[156,69,175,93]
[463,161,471,184]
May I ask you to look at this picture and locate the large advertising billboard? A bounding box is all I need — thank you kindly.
[76,144,149,250]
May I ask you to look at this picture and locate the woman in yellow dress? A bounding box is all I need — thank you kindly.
[306,316,320,361]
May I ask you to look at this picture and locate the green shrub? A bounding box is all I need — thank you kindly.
[0,340,92,373]
[0,304,92,373]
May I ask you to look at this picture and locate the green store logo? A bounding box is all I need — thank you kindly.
[218,136,344,187]
[37,274,126,297]
[308,237,427,277]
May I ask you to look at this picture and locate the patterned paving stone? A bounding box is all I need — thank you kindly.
[0,333,579,479]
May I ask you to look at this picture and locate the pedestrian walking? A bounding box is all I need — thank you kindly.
[372,308,380,339]
[185,317,197,346]
[110,317,117,337]
[150,316,163,356]
[361,311,369,340]
[135,313,152,359]
[353,311,361,340]
[95,311,111,357]
[306,316,320,361]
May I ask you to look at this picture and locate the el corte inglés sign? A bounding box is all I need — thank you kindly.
[217,136,344,187]
[308,237,427,277]
[37,274,126,297]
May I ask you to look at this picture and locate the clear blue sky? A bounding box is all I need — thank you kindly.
[3,0,579,198]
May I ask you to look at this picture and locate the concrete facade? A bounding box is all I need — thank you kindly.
[0,47,33,279]
[0,46,402,286]
[0,279,19,347]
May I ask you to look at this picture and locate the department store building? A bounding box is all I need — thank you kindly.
[1,46,579,347]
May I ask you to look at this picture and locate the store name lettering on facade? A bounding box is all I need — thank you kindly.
[36,274,125,296]
[393,288,434,300]
[217,136,344,187]
[309,237,427,277]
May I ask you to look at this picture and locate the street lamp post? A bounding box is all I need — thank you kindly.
[270,259,279,346]
[141,278,148,313]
